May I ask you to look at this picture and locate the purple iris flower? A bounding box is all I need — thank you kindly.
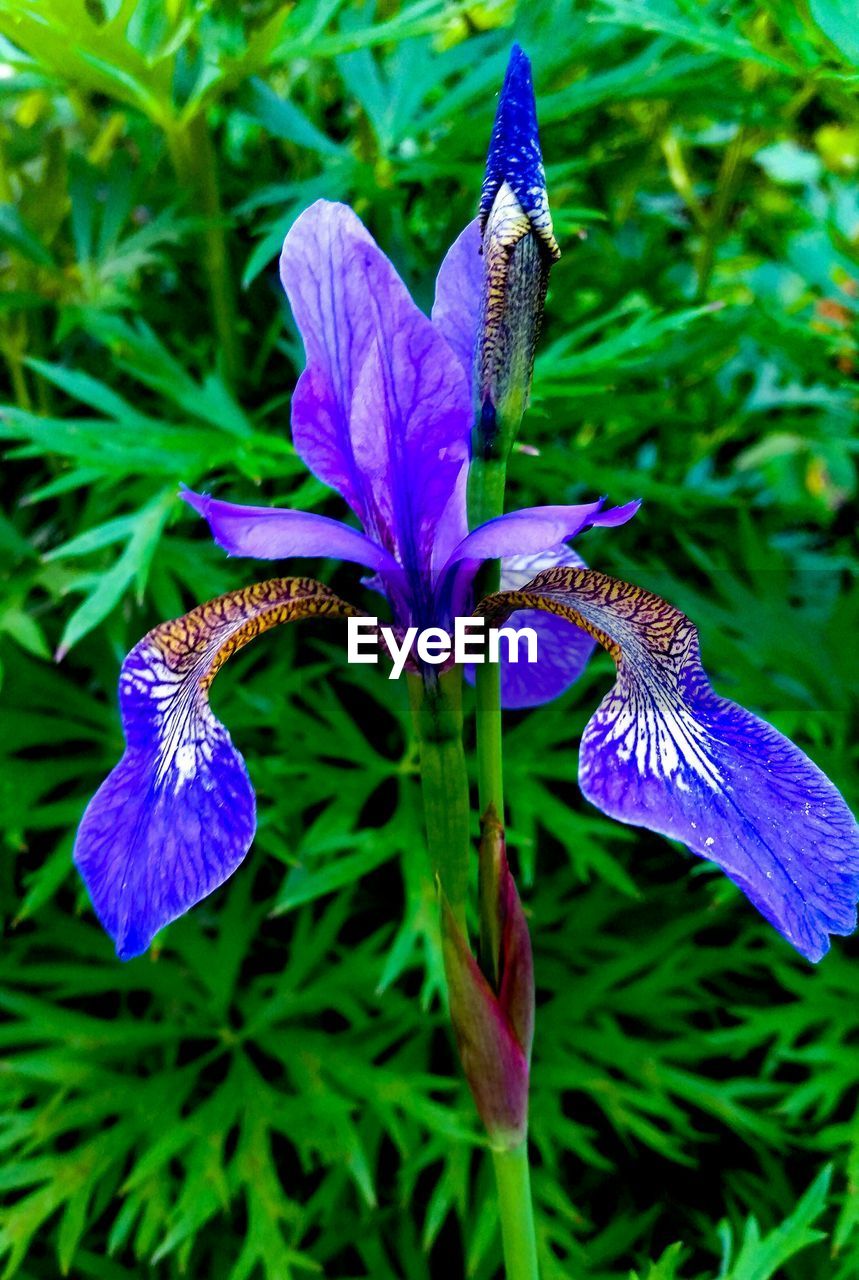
[73,46,858,969]
[73,198,635,962]
[183,202,633,683]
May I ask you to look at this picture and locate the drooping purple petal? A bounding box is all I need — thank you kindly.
[476,567,859,962]
[280,201,472,584]
[181,489,398,574]
[432,218,483,387]
[465,546,595,708]
[74,579,359,960]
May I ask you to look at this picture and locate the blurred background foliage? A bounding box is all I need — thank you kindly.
[0,0,858,1276]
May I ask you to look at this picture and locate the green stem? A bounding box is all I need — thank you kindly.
[469,447,541,1280]
[475,653,504,816]
[492,1141,540,1280]
[411,663,541,1280]
[467,453,507,533]
[468,453,508,818]
[408,668,472,931]
[167,114,241,389]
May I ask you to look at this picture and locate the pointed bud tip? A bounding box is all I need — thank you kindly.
[503,43,533,94]
[480,45,559,262]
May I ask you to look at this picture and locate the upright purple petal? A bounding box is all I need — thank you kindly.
[476,567,859,962]
[182,489,398,574]
[347,330,468,582]
[280,201,472,585]
[74,579,359,960]
[432,218,483,388]
[465,546,595,708]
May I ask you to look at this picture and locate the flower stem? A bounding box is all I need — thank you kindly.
[468,454,508,533]
[492,1141,540,1280]
[408,668,471,931]
[412,664,541,1279]
[475,649,504,815]
[469,448,542,1280]
[467,454,507,818]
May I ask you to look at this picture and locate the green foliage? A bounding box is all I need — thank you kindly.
[1,0,858,1276]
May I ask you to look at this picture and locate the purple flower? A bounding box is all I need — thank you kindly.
[73,199,634,961]
[73,47,858,969]
[183,203,633,645]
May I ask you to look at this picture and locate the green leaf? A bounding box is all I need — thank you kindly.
[55,490,173,657]
[721,1167,832,1280]
[632,1242,686,1280]
[242,78,344,156]
[0,205,55,266]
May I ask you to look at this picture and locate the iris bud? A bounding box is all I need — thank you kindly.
[476,44,560,460]
[441,806,535,1149]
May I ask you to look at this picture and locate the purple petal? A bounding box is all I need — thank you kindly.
[280,201,472,575]
[74,579,358,960]
[182,489,397,574]
[465,546,595,708]
[440,498,639,618]
[476,568,859,962]
[432,219,483,388]
[347,331,469,580]
[447,499,639,565]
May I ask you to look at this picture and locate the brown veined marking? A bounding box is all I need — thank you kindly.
[473,566,721,790]
[473,567,694,668]
[142,578,362,690]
